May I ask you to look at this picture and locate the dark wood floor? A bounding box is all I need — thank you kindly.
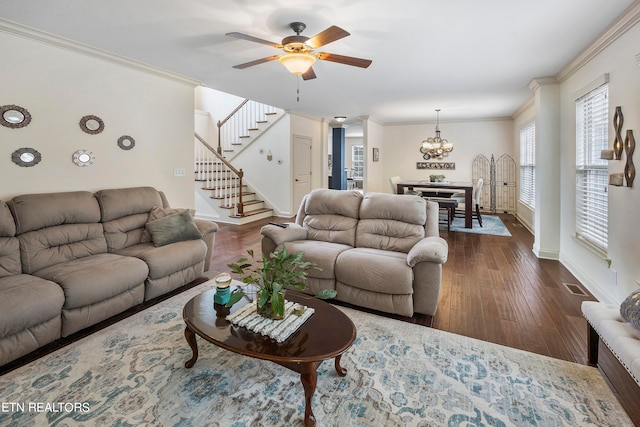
[206,214,596,364]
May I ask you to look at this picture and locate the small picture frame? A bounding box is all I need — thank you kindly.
[372,147,379,162]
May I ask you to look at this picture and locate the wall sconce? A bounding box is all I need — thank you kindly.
[267,150,273,161]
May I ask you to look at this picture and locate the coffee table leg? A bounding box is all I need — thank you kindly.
[300,363,318,427]
[334,354,347,376]
[184,325,198,368]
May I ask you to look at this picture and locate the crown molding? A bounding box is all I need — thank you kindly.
[556,0,640,82]
[0,18,201,86]
[528,77,559,91]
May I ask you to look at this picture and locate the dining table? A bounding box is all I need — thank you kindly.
[396,180,474,228]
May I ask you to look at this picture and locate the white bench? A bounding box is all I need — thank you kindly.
[581,301,640,386]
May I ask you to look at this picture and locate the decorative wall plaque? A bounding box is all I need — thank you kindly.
[1,105,31,129]
[11,147,41,167]
[417,162,455,170]
[624,129,635,187]
[117,135,135,150]
[72,149,95,167]
[79,115,104,135]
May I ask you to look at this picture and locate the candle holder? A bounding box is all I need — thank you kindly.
[624,129,635,187]
[613,106,624,160]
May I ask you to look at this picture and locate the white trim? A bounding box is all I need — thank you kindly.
[528,76,558,91]
[557,1,640,82]
[559,253,617,304]
[572,235,612,267]
[0,18,201,87]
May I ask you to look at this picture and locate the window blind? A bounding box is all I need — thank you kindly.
[519,122,536,209]
[575,82,608,252]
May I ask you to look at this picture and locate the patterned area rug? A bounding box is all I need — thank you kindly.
[441,214,512,236]
[0,281,631,427]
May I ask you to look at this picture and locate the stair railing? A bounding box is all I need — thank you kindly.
[195,132,243,216]
[217,99,278,153]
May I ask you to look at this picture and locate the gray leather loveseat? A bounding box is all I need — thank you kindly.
[0,186,217,367]
[261,189,448,318]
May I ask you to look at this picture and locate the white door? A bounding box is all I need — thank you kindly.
[293,135,312,213]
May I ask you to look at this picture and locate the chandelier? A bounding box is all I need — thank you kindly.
[420,109,453,160]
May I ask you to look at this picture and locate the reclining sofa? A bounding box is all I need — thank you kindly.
[261,189,448,318]
[0,186,217,367]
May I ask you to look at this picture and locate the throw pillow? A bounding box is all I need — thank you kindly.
[141,206,196,243]
[145,210,202,247]
[620,288,640,329]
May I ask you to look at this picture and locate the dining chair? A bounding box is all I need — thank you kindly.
[452,178,483,227]
[389,176,421,195]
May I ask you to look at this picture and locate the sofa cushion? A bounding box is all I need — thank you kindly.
[8,191,100,234]
[280,240,352,280]
[299,189,361,246]
[18,224,108,274]
[335,247,414,294]
[0,201,21,278]
[95,187,165,251]
[33,253,148,309]
[145,210,202,247]
[356,193,426,253]
[0,274,64,338]
[115,240,207,279]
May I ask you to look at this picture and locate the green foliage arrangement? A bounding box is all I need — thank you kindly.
[226,247,337,318]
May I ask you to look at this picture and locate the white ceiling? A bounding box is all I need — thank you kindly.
[0,0,635,123]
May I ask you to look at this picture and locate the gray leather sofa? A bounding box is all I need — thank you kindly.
[0,186,217,366]
[261,189,448,318]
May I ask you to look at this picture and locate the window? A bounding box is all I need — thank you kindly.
[352,145,364,178]
[575,80,608,253]
[519,122,535,209]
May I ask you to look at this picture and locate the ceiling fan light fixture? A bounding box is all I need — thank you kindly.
[279,53,316,75]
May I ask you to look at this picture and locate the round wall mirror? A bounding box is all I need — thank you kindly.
[1,105,32,129]
[117,135,135,150]
[11,147,41,167]
[72,149,95,167]
[79,115,105,135]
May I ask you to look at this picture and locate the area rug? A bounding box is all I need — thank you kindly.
[0,281,631,427]
[441,214,512,236]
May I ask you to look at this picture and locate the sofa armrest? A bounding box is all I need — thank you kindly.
[194,219,218,272]
[407,236,448,267]
[260,223,307,246]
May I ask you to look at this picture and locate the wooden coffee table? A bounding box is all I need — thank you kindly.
[182,285,357,427]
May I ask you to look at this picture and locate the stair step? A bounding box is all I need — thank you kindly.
[256,120,268,124]
[247,128,259,131]
[229,208,273,218]
[220,199,263,210]
[265,112,277,115]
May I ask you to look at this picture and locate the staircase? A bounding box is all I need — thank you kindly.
[194,99,284,225]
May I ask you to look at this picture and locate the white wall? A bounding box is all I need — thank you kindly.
[381,119,514,186]
[557,20,640,304]
[364,118,385,193]
[0,26,197,208]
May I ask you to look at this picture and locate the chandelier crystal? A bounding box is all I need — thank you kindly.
[421,109,453,160]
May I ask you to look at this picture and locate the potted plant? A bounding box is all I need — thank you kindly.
[430,174,446,182]
[225,247,337,319]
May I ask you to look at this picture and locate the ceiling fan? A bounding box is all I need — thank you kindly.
[226,22,372,80]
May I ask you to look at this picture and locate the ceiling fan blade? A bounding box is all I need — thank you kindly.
[232,55,281,69]
[306,26,350,49]
[301,67,317,80]
[226,32,282,48]
[317,52,372,68]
